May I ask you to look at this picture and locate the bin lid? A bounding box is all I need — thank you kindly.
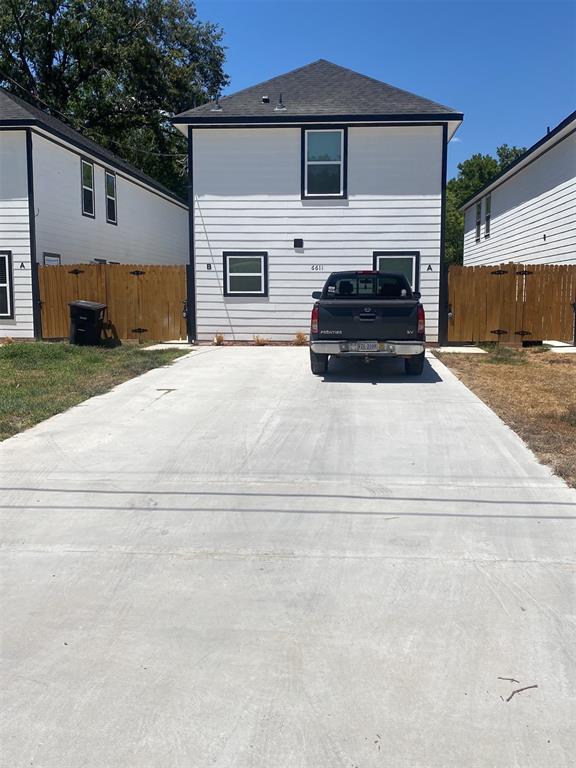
[69,300,107,310]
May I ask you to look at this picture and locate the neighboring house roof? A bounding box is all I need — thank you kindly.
[173,59,463,125]
[0,87,186,205]
[460,110,576,211]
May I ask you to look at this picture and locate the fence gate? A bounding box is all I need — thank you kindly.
[39,263,187,341]
[448,263,576,344]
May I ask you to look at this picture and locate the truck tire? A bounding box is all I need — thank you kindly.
[310,350,329,376]
[404,352,425,376]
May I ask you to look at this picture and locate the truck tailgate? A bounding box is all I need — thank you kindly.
[317,299,420,341]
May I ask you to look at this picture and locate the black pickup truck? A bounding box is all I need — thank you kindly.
[309,271,426,376]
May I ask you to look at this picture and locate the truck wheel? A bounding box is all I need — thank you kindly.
[310,350,329,376]
[404,352,425,376]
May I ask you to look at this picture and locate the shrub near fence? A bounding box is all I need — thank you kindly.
[448,263,576,344]
[39,264,187,341]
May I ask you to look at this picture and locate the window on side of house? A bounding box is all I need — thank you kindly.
[0,251,14,318]
[223,252,268,297]
[81,159,95,217]
[105,171,117,224]
[484,194,491,238]
[475,202,482,242]
[303,129,345,198]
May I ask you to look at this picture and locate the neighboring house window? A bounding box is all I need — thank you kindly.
[484,194,491,238]
[373,251,420,291]
[475,202,482,242]
[43,252,61,266]
[81,159,95,217]
[105,171,117,224]
[303,128,347,198]
[223,252,268,297]
[0,251,14,319]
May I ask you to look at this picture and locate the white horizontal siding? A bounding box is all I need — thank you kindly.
[0,130,34,339]
[32,132,188,266]
[463,131,576,266]
[194,126,443,342]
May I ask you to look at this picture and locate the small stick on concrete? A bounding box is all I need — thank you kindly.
[498,677,520,684]
[506,685,538,702]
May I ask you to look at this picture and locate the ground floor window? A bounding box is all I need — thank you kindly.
[223,252,268,297]
[0,251,14,318]
[373,251,420,291]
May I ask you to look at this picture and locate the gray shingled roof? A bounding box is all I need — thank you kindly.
[0,87,186,204]
[174,59,462,123]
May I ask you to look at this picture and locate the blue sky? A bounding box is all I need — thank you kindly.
[195,0,576,178]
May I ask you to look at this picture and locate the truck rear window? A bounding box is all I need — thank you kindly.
[325,274,411,298]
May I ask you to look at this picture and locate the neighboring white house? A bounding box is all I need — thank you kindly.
[173,59,463,343]
[0,88,188,339]
[461,111,576,266]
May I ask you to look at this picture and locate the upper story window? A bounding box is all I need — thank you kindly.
[484,194,491,238]
[303,129,347,198]
[0,251,14,319]
[81,159,95,217]
[475,202,482,242]
[105,171,117,224]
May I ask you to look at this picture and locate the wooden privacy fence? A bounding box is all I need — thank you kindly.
[39,264,187,341]
[448,263,576,344]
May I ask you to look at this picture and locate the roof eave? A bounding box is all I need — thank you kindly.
[460,110,576,211]
[173,111,464,126]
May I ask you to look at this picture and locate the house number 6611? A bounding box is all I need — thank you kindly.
[311,265,324,271]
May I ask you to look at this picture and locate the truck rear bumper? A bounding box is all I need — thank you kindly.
[310,341,425,357]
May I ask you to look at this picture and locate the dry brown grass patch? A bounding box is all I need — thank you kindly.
[436,347,576,487]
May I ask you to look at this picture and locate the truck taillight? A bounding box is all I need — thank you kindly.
[311,304,319,334]
[417,304,425,335]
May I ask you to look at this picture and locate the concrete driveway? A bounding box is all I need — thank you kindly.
[1,348,574,767]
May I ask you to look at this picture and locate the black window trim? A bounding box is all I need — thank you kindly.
[301,126,348,200]
[42,252,61,266]
[222,251,269,298]
[484,193,491,239]
[372,250,421,292]
[81,157,95,218]
[475,201,482,243]
[105,169,118,225]
[0,250,14,319]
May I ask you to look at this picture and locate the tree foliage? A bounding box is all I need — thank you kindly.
[0,0,228,196]
[446,144,526,264]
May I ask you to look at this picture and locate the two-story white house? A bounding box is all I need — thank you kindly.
[0,88,188,339]
[173,59,463,343]
[461,111,576,266]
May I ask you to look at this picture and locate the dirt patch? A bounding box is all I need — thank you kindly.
[435,346,576,487]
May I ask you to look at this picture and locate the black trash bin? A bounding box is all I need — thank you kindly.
[69,300,107,345]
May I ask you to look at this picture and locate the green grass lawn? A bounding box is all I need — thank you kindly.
[0,342,188,441]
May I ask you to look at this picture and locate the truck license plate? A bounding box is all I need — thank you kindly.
[348,341,378,352]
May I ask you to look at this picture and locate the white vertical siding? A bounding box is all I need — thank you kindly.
[194,125,443,342]
[0,130,34,339]
[32,133,188,265]
[463,131,576,265]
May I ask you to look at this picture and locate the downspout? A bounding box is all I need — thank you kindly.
[186,125,197,343]
[437,122,449,346]
[25,128,42,340]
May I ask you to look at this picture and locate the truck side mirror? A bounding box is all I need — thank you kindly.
[311,291,322,299]
[413,291,421,300]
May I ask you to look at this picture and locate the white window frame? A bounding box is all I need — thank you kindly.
[0,250,14,319]
[105,170,117,224]
[304,129,345,198]
[81,159,95,217]
[223,252,268,297]
[373,251,420,291]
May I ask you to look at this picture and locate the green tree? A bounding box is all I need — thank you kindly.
[445,144,526,264]
[0,0,228,196]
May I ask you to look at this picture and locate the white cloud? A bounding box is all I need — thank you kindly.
[452,136,463,143]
